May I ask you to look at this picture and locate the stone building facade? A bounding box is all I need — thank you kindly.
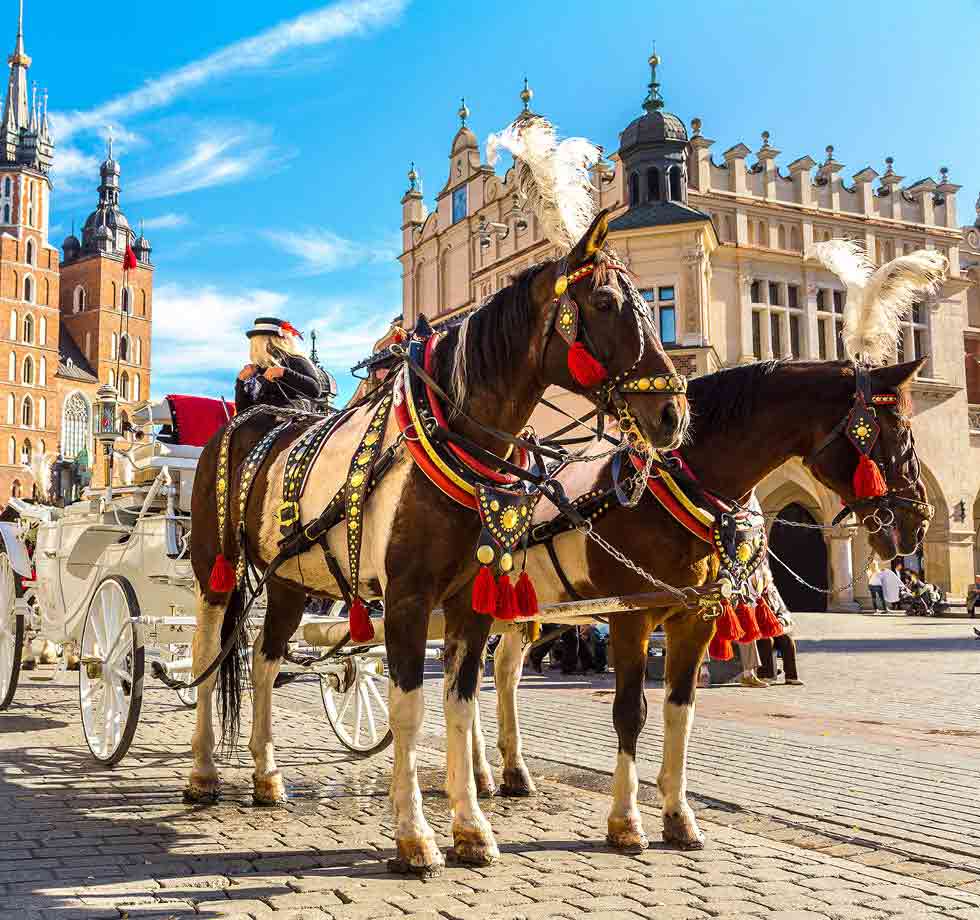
[393,55,980,606]
[0,6,153,499]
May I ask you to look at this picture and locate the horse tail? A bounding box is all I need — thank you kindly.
[217,586,249,754]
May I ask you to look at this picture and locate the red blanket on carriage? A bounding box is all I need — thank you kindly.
[165,395,235,447]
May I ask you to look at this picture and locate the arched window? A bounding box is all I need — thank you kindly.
[120,371,130,401]
[121,287,131,314]
[39,316,45,346]
[7,351,13,382]
[135,338,142,365]
[140,290,147,316]
[778,225,787,250]
[25,239,34,265]
[628,172,640,207]
[3,177,9,197]
[3,204,9,224]
[38,355,45,387]
[119,334,129,362]
[8,309,16,340]
[22,313,33,343]
[132,374,140,402]
[10,479,19,499]
[111,282,117,309]
[669,167,682,201]
[38,397,45,429]
[646,167,661,202]
[21,395,32,427]
[73,286,86,313]
[20,439,30,465]
[5,393,11,424]
[111,333,118,360]
[44,279,49,305]
[108,369,115,388]
[6,436,13,465]
[62,392,91,461]
[23,275,33,303]
[21,354,33,385]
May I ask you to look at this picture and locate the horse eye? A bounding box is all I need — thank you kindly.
[592,290,618,312]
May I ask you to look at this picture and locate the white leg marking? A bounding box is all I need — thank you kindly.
[389,684,443,872]
[470,692,496,798]
[494,630,535,794]
[187,596,224,799]
[248,631,286,804]
[658,696,704,848]
[607,750,647,850]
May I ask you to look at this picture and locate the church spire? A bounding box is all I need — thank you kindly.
[642,44,663,114]
[4,0,31,131]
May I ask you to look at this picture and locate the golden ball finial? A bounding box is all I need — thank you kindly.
[458,97,470,127]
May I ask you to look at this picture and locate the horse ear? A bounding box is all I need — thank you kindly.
[871,357,927,391]
[567,209,611,269]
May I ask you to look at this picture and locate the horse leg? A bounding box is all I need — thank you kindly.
[495,628,536,796]
[184,594,226,803]
[385,585,444,877]
[250,584,305,806]
[442,593,498,865]
[470,667,497,799]
[657,614,712,850]
[606,612,653,853]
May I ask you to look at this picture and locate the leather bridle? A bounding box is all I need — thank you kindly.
[545,254,687,452]
[805,364,933,537]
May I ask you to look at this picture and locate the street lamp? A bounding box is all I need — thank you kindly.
[478,215,510,250]
[94,383,120,499]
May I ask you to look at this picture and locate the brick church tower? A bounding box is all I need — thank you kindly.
[0,0,59,500]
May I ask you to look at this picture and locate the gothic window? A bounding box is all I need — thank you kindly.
[121,287,131,314]
[10,478,19,499]
[668,166,682,201]
[646,168,661,202]
[3,177,9,197]
[135,338,142,365]
[133,374,140,402]
[3,204,9,224]
[111,282,117,309]
[120,372,130,401]
[5,393,11,424]
[27,205,33,226]
[20,438,30,465]
[7,351,13,382]
[25,240,34,265]
[38,397,45,429]
[23,275,33,303]
[8,309,16,340]
[111,333,118,360]
[39,316,45,346]
[119,334,129,362]
[62,392,91,461]
[7,437,13,465]
[108,369,115,388]
[21,395,32,427]
[44,279,49,305]
[73,286,85,312]
[22,355,33,385]
[38,356,45,387]
[22,314,33,344]
[141,290,147,316]
[629,173,639,207]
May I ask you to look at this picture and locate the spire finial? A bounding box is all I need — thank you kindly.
[458,97,469,127]
[690,117,702,137]
[884,156,894,175]
[974,192,979,227]
[407,161,419,192]
[761,130,770,149]
[12,0,25,59]
[520,76,533,114]
[642,42,663,113]
[824,144,834,164]
[106,124,114,160]
[939,165,949,184]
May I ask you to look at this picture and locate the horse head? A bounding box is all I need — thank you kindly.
[805,358,931,560]
[534,209,689,451]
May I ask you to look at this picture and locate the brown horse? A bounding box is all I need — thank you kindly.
[185,211,689,875]
[484,358,931,853]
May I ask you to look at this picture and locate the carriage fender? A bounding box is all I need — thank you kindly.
[0,522,33,578]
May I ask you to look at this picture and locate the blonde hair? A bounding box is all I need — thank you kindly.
[249,331,301,367]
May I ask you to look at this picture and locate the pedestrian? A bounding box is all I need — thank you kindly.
[756,581,803,686]
[870,563,904,613]
[868,563,889,613]
[236,317,324,413]
[737,638,768,688]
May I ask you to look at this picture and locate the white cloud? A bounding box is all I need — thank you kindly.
[130,132,270,200]
[141,213,189,230]
[50,0,407,143]
[52,146,101,187]
[267,229,398,275]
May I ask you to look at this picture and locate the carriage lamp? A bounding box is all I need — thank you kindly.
[95,384,120,496]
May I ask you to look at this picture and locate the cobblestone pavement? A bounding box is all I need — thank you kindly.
[0,611,976,919]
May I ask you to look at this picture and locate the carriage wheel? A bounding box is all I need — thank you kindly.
[79,577,144,766]
[321,655,393,756]
[0,550,23,711]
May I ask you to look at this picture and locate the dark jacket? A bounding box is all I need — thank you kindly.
[235,353,323,413]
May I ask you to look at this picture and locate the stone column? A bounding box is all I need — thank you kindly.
[682,240,707,346]
[829,531,858,610]
[736,268,754,363]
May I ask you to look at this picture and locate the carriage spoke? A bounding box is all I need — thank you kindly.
[351,679,363,747]
[335,681,355,724]
[358,682,377,744]
[363,671,388,714]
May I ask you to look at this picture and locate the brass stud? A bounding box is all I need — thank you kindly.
[500,552,514,573]
[477,544,495,565]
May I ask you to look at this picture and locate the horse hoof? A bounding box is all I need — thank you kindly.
[607,816,649,854]
[499,767,536,797]
[450,824,499,866]
[253,772,288,806]
[21,658,36,671]
[475,775,497,799]
[183,781,220,805]
[389,836,445,878]
[65,655,80,672]
[662,811,705,850]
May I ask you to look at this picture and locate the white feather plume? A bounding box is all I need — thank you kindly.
[807,240,948,365]
[486,115,600,250]
[25,452,54,503]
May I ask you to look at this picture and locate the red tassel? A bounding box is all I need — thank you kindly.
[349,597,375,644]
[515,570,539,617]
[735,600,762,643]
[715,601,744,642]
[472,565,498,615]
[755,596,783,639]
[853,454,887,500]
[567,341,608,388]
[708,633,733,661]
[208,553,235,593]
[495,574,519,621]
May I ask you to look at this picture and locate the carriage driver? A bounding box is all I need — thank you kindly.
[237,317,324,413]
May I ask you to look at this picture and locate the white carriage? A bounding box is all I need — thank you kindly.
[0,395,394,765]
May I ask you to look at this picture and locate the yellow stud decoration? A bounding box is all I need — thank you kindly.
[500,552,513,573]
[477,544,495,565]
[365,432,379,447]
[654,376,667,390]
[637,378,651,391]
[554,275,568,297]
[350,471,365,488]
[501,507,519,530]
[736,543,752,563]
[490,500,500,512]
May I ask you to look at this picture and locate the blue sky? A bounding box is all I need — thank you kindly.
[21,0,980,402]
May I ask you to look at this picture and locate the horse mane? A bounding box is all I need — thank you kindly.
[688,361,786,436]
[432,264,543,412]
[808,240,947,365]
[486,115,601,250]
